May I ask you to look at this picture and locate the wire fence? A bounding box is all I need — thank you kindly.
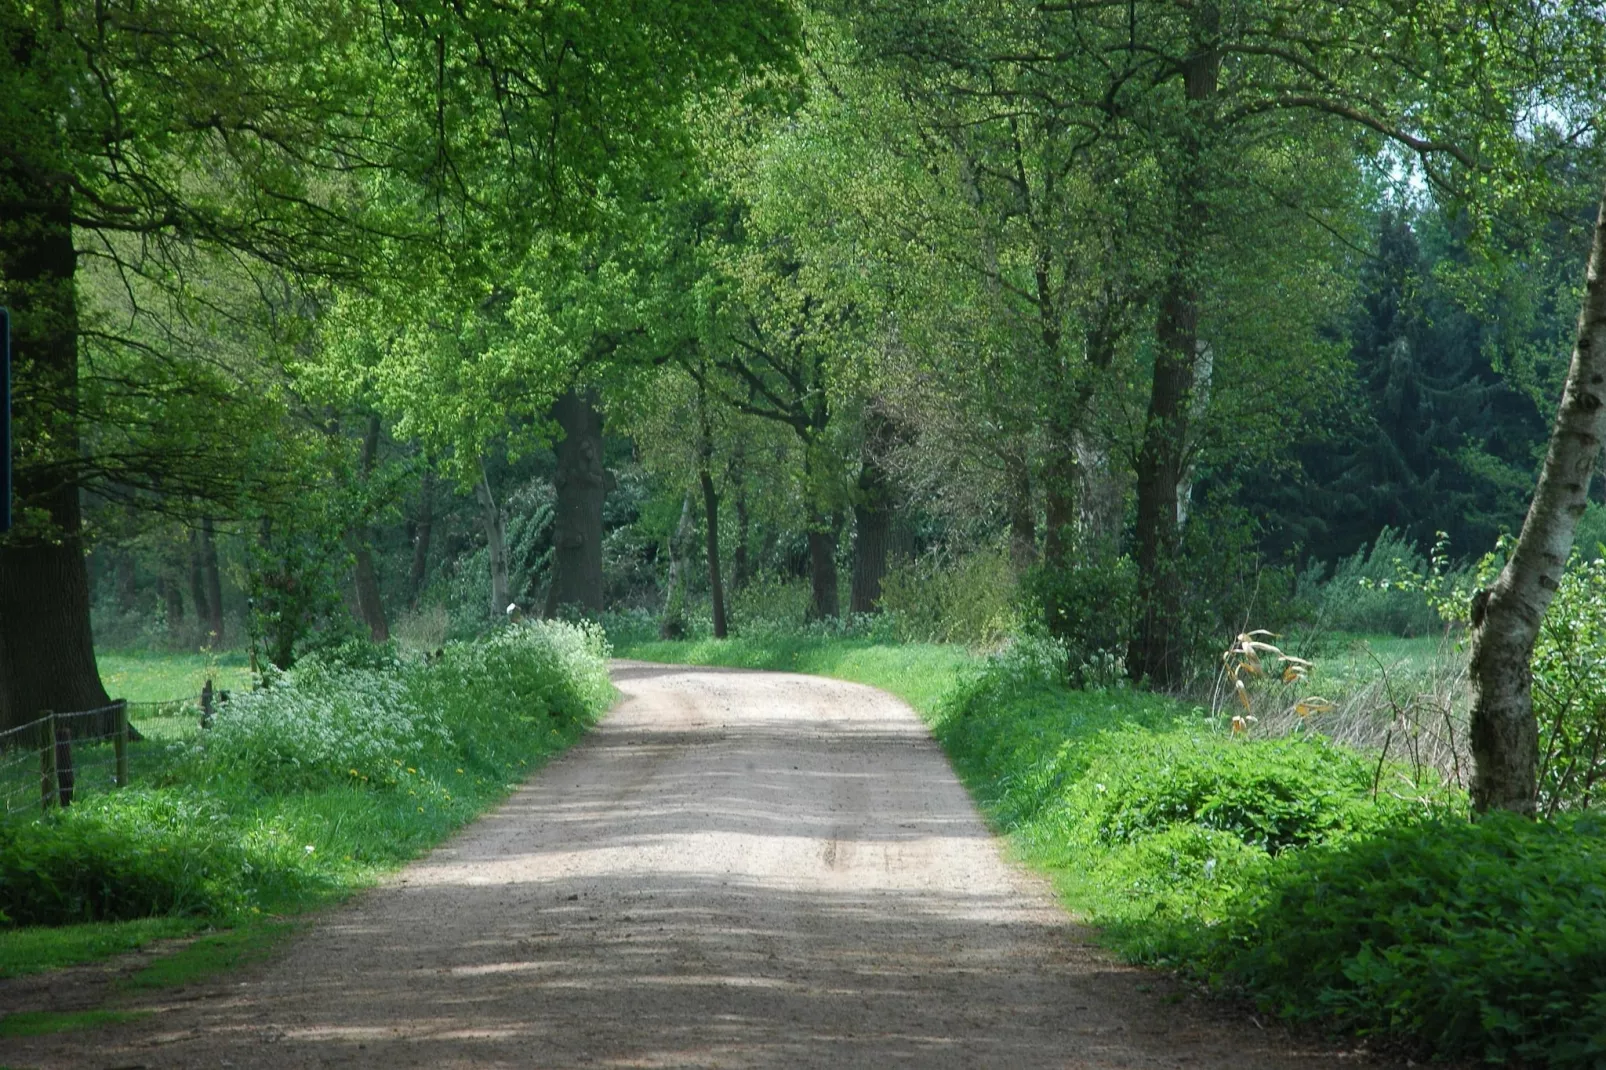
[0,697,199,817]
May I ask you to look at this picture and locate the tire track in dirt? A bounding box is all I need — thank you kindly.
[1,661,1399,1069]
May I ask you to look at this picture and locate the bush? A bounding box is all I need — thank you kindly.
[191,621,610,792]
[1206,813,1606,1067]
[879,545,1019,644]
[0,791,307,925]
[1300,528,1445,636]
[1023,539,1137,684]
[1065,731,1421,855]
[1532,555,1606,814]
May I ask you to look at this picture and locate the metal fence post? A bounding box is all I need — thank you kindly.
[39,711,56,812]
[114,700,129,788]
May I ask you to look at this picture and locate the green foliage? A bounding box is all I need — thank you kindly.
[1,624,611,934]
[1300,527,1446,636]
[1532,556,1606,814]
[0,1010,150,1037]
[878,546,1020,645]
[0,791,277,925]
[1024,542,1137,684]
[1205,814,1606,1068]
[0,916,200,979]
[1066,733,1416,855]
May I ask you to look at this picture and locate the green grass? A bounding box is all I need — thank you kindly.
[619,635,973,716]
[122,920,297,990]
[0,1009,151,1037]
[96,649,254,705]
[0,916,203,979]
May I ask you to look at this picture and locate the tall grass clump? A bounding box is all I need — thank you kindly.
[1300,528,1447,636]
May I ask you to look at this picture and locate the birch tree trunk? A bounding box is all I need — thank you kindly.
[476,468,511,621]
[1469,183,1606,815]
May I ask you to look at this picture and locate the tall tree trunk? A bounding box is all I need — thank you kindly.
[199,517,225,647]
[699,469,727,638]
[348,414,389,642]
[1004,447,1036,570]
[0,135,111,731]
[806,519,841,621]
[850,410,898,613]
[476,467,511,621]
[1041,418,1078,572]
[1128,22,1218,690]
[1469,183,1606,816]
[697,394,728,638]
[732,448,752,592]
[189,530,212,646]
[660,493,694,639]
[545,387,608,616]
[408,466,435,608]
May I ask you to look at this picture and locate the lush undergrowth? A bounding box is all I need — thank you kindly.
[0,621,613,979]
[619,632,1606,1068]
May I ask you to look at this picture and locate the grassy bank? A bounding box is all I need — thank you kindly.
[0,622,614,987]
[618,633,1606,1068]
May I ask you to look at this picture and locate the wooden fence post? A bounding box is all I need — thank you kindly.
[38,711,56,812]
[114,700,129,789]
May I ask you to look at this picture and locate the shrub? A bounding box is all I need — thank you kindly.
[878,545,1019,644]
[194,660,447,791]
[1023,540,1137,684]
[0,791,276,925]
[1206,813,1606,1067]
[1300,528,1445,636]
[1064,731,1422,854]
[1532,556,1606,814]
[3,621,613,930]
[192,621,610,792]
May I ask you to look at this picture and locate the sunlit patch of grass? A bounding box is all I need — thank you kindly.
[122,921,296,990]
[96,650,254,705]
[0,1009,150,1037]
[0,916,203,979]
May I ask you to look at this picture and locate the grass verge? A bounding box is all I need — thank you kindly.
[1,623,614,991]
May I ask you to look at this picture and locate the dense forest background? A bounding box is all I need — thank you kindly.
[4,0,1605,745]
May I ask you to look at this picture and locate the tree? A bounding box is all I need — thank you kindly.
[0,0,798,728]
[1469,183,1606,815]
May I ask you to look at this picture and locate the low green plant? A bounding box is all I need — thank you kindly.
[1302,528,1447,637]
[1532,555,1606,814]
[0,791,289,925]
[1204,813,1606,1068]
[1023,540,1137,683]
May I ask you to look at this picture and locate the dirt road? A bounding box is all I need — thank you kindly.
[2,662,1390,1069]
